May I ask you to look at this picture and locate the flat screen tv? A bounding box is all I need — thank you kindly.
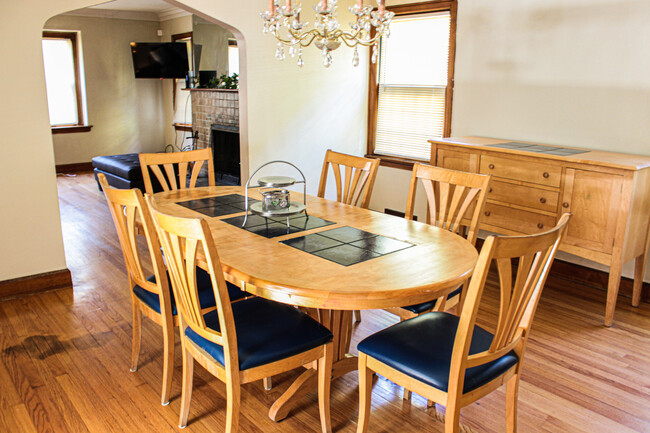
[130,42,189,79]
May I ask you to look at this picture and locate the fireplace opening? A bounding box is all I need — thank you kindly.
[211,124,240,185]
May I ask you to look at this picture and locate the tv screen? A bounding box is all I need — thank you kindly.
[130,42,189,79]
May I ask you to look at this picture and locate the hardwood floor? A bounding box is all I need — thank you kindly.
[0,172,648,432]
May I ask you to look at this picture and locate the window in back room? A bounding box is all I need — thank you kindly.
[42,31,89,132]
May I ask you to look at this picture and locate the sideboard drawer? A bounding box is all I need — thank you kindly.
[482,202,557,234]
[480,155,562,187]
[488,180,559,213]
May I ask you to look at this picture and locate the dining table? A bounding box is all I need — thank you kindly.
[152,185,478,423]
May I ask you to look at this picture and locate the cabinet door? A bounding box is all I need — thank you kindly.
[436,148,479,173]
[561,168,623,254]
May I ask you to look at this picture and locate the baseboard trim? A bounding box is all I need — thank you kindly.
[0,269,72,301]
[56,162,94,173]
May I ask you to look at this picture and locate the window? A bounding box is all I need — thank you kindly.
[368,1,456,166]
[42,31,90,133]
[228,39,239,76]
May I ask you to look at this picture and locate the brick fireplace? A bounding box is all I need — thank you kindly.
[190,88,240,184]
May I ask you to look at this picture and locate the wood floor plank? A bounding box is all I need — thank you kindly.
[0,172,648,432]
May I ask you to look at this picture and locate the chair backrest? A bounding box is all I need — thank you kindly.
[317,150,380,209]
[139,148,215,194]
[448,213,571,395]
[405,163,491,245]
[146,195,239,370]
[98,174,170,310]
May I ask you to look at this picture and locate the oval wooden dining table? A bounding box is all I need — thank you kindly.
[152,185,478,423]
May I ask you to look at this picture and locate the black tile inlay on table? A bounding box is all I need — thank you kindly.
[222,214,335,239]
[177,194,260,217]
[281,226,414,266]
[486,142,589,156]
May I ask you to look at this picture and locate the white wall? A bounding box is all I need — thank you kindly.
[0,0,368,282]
[46,15,166,164]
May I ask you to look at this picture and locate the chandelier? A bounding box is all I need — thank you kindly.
[261,0,394,68]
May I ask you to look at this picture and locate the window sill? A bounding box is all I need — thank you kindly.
[365,154,430,170]
[51,125,93,134]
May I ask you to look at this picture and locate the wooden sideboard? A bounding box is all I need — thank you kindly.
[429,136,650,326]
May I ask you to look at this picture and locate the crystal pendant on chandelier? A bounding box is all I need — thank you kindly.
[261,0,394,67]
[275,43,286,61]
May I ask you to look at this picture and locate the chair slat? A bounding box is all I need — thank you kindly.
[421,179,438,225]
[189,160,204,188]
[150,165,170,192]
[163,163,178,190]
[447,185,468,233]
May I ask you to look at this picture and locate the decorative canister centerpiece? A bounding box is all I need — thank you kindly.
[242,161,308,228]
[262,189,290,211]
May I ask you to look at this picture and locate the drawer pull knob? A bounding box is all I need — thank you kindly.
[537,223,544,229]
[563,202,570,208]
[540,197,547,204]
[484,211,491,217]
[489,187,493,193]
[543,172,550,178]
[488,164,495,170]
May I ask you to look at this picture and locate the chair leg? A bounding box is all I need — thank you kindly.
[357,353,373,433]
[403,389,412,400]
[178,345,194,428]
[444,400,461,433]
[318,343,334,433]
[130,302,142,372]
[354,310,362,322]
[506,374,520,433]
[225,375,241,433]
[160,317,174,406]
[263,377,273,390]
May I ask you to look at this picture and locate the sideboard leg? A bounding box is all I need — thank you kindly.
[632,253,647,307]
[605,259,623,327]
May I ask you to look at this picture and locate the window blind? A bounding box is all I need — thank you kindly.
[374,12,451,160]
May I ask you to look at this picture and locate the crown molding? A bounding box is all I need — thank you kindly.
[158,7,191,21]
[62,8,162,22]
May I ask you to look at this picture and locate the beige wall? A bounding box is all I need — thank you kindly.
[193,16,233,75]
[46,15,166,164]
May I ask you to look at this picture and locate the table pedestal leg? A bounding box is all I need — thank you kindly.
[269,309,357,422]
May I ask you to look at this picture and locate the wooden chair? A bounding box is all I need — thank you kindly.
[98,173,247,406]
[383,163,491,321]
[318,149,380,209]
[357,214,571,433]
[146,196,334,432]
[318,150,380,322]
[139,148,215,194]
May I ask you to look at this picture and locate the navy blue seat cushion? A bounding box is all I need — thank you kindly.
[132,267,248,315]
[401,285,463,314]
[92,153,143,180]
[358,312,518,394]
[185,297,333,371]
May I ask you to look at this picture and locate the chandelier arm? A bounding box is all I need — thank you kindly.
[271,27,319,46]
[338,31,381,48]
